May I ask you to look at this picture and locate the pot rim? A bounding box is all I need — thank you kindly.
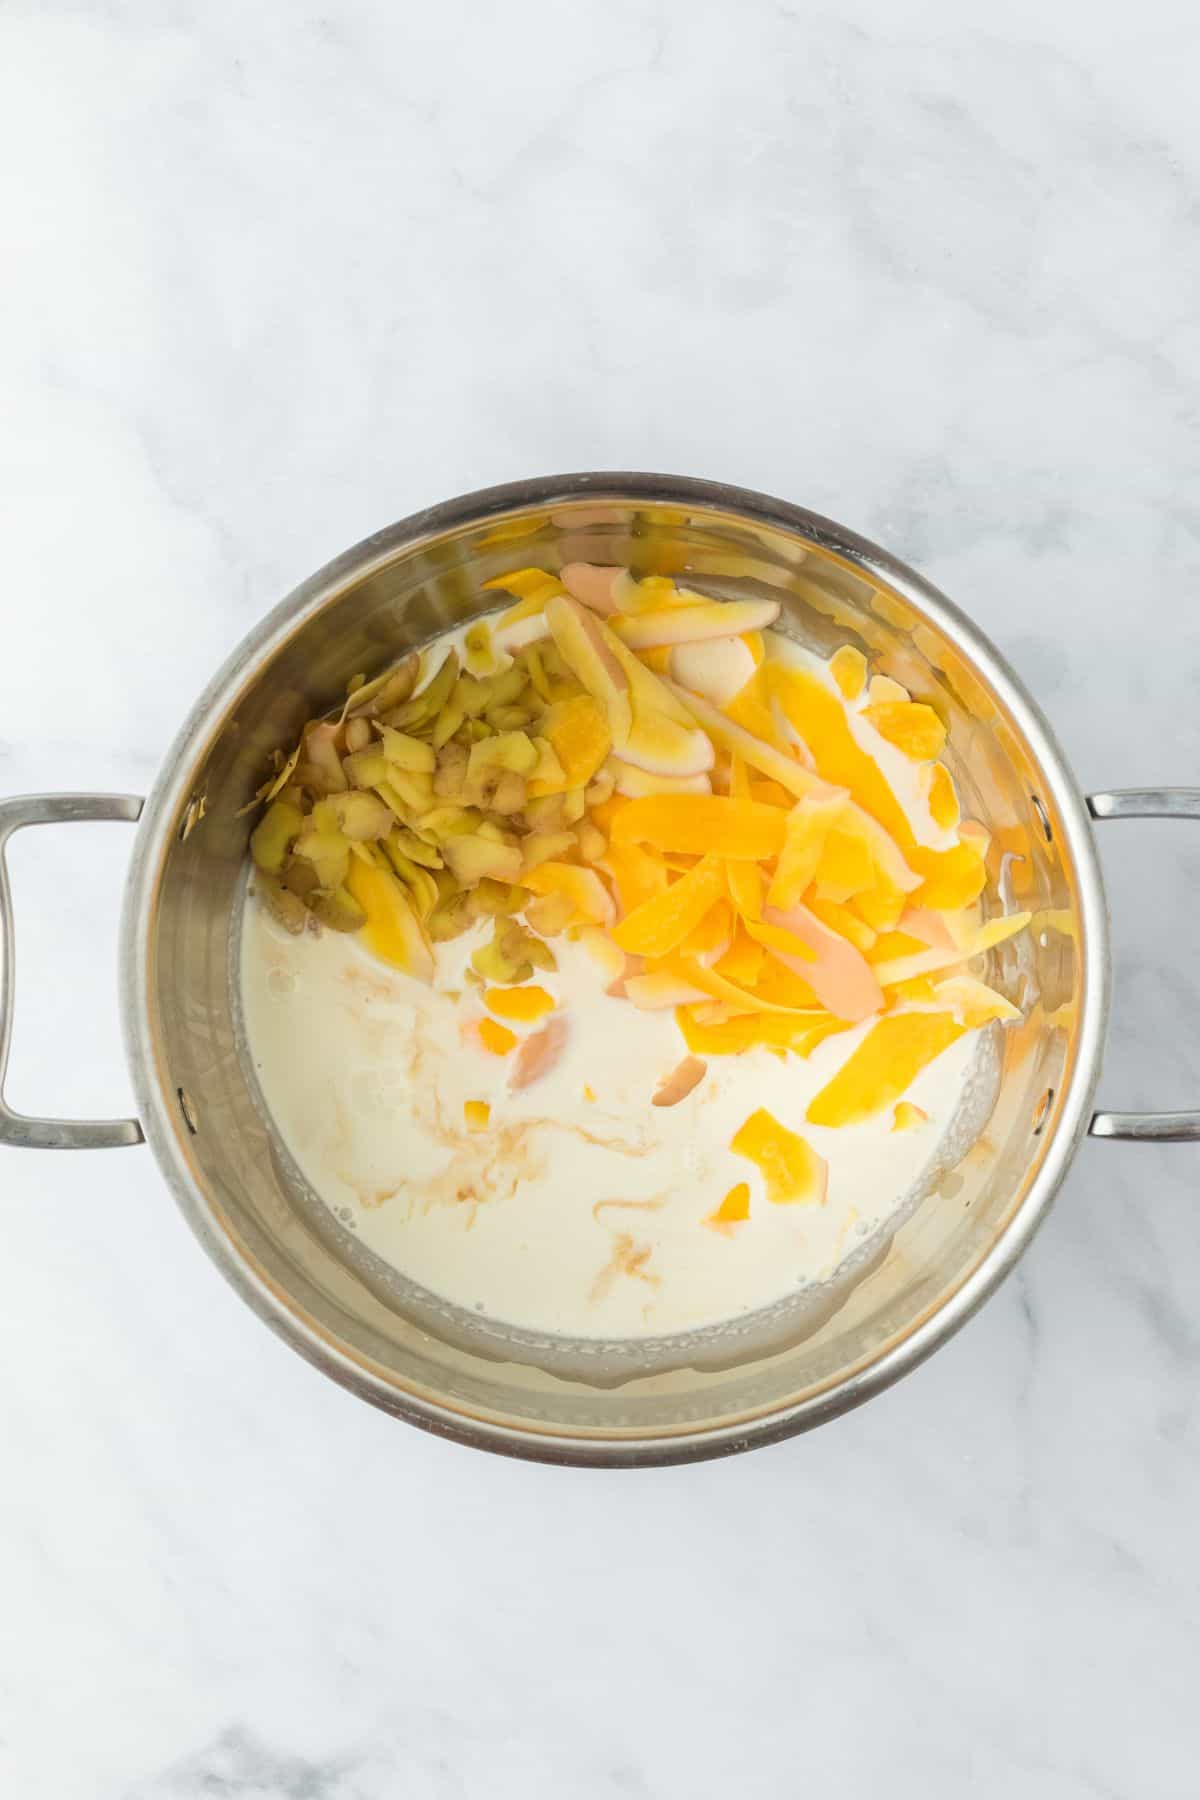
[119,472,1110,1466]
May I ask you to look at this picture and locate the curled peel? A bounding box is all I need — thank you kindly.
[661,953,822,1019]
[612,794,788,861]
[724,668,785,747]
[768,666,924,861]
[804,896,877,955]
[752,957,821,1010]
[251,800,304,873]
[681,898,734,967]
[871,910,1031,988]
[549,595,714,778]
[761,904,883,1023]
[613,598,780,649]
[560,563,626,615]
[731,1109,827,1206]
[612,574,694,615]
[303,722,349,794]
[807,1012,965,1128]
[546,595,634,746]
[770,694,818,769]
[725,857,764,923]
[521,862,615,928]
[766,791,847,911]
[625,970,710,1009]
[609,656,715,779]
[483,567,565,609]
[345,857,434,982]
[932,975,1021,1028]
[509,1014,569,1090]
[677,1008,839,1058]
[667,680,833,803]
[612,760,713,799]
[599,843,669,920]
[652,1056,708,1107]
[612,854,726,957]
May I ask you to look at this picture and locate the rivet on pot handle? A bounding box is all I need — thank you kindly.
[0,794,145,1150]
[1088,788,1200,1144]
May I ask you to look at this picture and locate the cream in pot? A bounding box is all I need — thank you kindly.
[9,476,1175,1465]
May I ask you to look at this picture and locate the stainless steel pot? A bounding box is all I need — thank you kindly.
[3,474,1196,1466]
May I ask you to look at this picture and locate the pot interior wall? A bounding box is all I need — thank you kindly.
[142,494,1090,1451]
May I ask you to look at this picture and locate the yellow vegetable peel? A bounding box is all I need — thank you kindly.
[345,857,434,982]
[731,1109,828,1206]
[807,1012,965,1128]
[484,985,556,1024]
[612,853,726,957]
[830,645,867,700]
[611,794,788,861]
[705,1182,751,1233]
[766,791,846,911]
[477,1017,519,1057]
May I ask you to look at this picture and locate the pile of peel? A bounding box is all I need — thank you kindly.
[247,563,1028,1228]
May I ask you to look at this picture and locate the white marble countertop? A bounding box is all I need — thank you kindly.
[3,3,1199,1795]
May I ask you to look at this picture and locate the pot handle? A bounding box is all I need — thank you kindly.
[0,793,145,1149]
[1087,788,1200,1143]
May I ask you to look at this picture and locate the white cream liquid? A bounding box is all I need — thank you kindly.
[239,903,984,1340]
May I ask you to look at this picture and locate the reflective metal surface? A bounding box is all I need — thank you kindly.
[1087,789,1200,1143]
[0,793,145,1149]
[106,474,1116,1464]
